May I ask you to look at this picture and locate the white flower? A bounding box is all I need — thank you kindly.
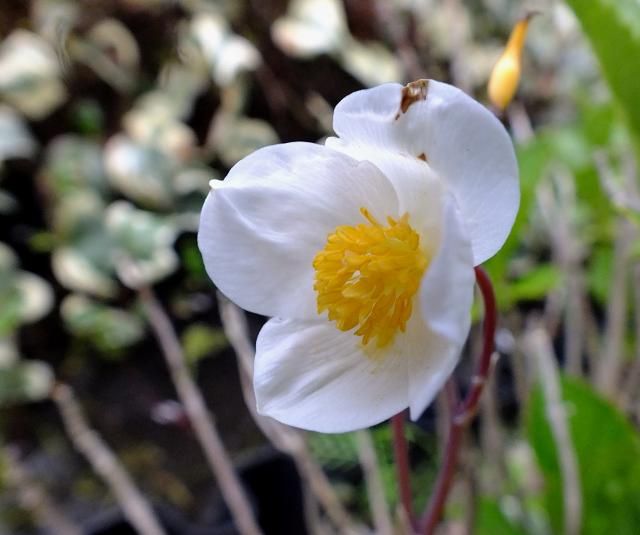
[198,80,518,433]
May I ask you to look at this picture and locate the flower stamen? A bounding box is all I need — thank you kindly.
[313,207,428,349]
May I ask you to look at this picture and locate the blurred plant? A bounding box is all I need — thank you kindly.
[187,12,261,86]
[0,30,67,119]
[0,106,37,164]
[61,294,145,354]
[0,339,52,407]
[106,201,179,288]
[272,0,401,86]
[0,243,53,335]
[0,246,54,456]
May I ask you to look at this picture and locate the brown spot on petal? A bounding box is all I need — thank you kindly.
[417,152,428,162]
[395,79,429,120]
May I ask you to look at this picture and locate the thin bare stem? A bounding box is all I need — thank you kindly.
[460,437,478,533]
[391,412,416,531]
[537,169,587,365]
[553,170,586,376]
[51,384,166,535]
[420,266,497,534]
[621,264,640,411]
[596,219,633,394]
[138,286,263,535]
[216,294,358,534]
[523,325,582,535]
[507,101,534,143]
[480,370,506,494]
[594,153,636,395]
[356,430,393,534]
[3,446,83,535]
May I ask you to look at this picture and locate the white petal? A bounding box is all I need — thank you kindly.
[254,317,408,432]
[332,80,519,265]
[409,194,475,418]
[325,137,443,233]
[198,142,399,319]
[420,195,474,342]
[407,327,463,420]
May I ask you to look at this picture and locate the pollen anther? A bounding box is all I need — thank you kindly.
[313,207,428,349]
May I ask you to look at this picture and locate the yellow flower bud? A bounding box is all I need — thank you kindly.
[488,13,535,111]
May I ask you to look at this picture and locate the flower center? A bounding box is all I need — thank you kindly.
[313,207,428,349]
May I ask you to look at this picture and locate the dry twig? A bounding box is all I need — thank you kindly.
[595,219,633,394]
[52,384,166,535]
[538,170,587,376]
[479,371,507,494]
[138,286,263,535]
[523,325,581,535]
[594,153,638,395]
[356,430,393,534]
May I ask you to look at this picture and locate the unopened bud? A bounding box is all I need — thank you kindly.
[488,13,535,111]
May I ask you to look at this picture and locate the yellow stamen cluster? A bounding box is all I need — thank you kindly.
[313,208,428,349]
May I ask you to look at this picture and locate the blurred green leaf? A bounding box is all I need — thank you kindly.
[307,423,436,513]
[579,99,616,148]
[0,105,36,162]
[508,264,563,303]
[0,244,53,331]
[51,198,119,298]
[71,99,104,135]
[338,39,401,87]
[52,245,118,299]
[210,113,279,167]
[0,360,53,406]
[271,0,346,59]
[0,287,22,336]
[106,201,179,287]
[0,30,67,119]
[181,324,228,364]
[14,271,54,324]
[104,135,176,209]
[308,431,358,471]
[527,375,640,534]
[475,499,527,535]
[0,189,17,214]
[44,136,109,197]
[189,13,260,86]
[0,245,22,335]
[587,245,613,305]
[565,0,640,157]
[61,294,145,353]
[179,238,207,280]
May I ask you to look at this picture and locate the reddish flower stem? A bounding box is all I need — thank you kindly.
[419,266,497,534]
[391,412,416,530]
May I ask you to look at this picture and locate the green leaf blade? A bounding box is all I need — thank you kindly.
[565,0,640,155]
